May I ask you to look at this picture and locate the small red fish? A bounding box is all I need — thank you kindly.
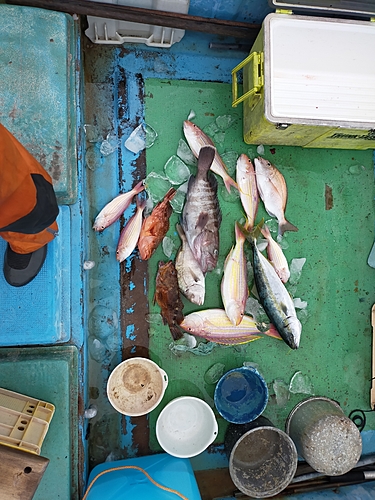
[138,187,177,260]
[154,261,184,340]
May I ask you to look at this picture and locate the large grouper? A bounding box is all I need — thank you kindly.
[182,145,222,274]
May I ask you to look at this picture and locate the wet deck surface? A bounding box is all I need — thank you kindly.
[83,28,375,496]
[2,5,375,498]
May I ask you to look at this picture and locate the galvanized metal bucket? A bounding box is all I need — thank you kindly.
[228,421,298,498]
[285,396,362,476]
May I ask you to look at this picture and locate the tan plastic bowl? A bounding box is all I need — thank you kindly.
[107,357,168,416]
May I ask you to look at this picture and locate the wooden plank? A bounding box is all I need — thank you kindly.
[0,444,49,500]
[6,0,261,39]
[194,468,236,500]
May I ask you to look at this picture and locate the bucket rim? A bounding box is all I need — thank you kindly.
[156,396,218,459]
[214,366,268,424]
[106,357,168,416]
[285,396,342,435]
[229,425,298,498]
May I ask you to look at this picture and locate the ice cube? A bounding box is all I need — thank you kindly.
[187,109,196,120]
[216,114,237,131]
[100,134,118,156]
[124,123,158,154]
[204,363,226,384]
[164,155,191,185]
[177,139,197,167]
[144,172,171,203]
[84,124,103,143]
[88,305,118,339]
[183,332,197,348]
[83,260,95,270]
[273,379,290,407]
[293,297,307,309]
[84,405,98,419]
[289,371,314,395]
[289,258,307,286]
[162,236,176,258]
[257,144,265,155]
[169,187,186,214]
[221,151,238,177]
[368,241,375,268]
[88,337,106,362]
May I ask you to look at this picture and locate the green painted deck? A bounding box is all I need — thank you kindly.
[145,78,375,450]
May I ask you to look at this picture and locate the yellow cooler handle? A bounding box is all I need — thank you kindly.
[232,52,264,108]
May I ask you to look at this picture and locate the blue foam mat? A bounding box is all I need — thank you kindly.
[86,454,202,500]
[0,205,71,346]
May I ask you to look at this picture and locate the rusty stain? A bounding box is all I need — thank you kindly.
[325,184,333,210]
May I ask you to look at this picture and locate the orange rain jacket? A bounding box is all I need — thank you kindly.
[0,123,59,254]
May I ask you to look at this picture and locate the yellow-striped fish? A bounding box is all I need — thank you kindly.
[261,224,290,283]
[180,308,280,345]
[236,154,259,230]
[221,222,248,325]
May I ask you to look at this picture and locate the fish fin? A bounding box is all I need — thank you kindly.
[197,145,216,178]
[279,220,298,236]
[169,323,184,340]
[134,179,145,194]
[164,187,177,203]
[224,176,238,194]
[264,324,282,340]
[238,218,264,242]
[196,212,209,230]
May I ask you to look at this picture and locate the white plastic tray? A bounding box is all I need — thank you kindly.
[85,0,190,47]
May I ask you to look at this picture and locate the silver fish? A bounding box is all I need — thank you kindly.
[181,145,222,273]
[180,308,280,345]
[254,157,298,236]
[236,154,259,230]
[221,222,248,325]
[93,180,145,231]
[183,120,238,194]
[245,229,301,349]
[175,223,205,306]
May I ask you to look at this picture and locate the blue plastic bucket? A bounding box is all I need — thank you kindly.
[214,367,268,424]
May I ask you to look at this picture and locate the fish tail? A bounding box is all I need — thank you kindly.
[164,187,177,203]
[264,323,282,340]
[134,179,145,194]
[279,219,298,236]
[224,175,238,194]
[169,324,184,341]
[197,145,216,177]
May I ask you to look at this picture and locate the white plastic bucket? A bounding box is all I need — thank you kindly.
[107,357,168,416]
[156,396,218,458]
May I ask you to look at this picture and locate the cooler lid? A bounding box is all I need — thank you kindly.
[270,1,375,17]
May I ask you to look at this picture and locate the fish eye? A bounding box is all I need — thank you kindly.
[213,249,218,256]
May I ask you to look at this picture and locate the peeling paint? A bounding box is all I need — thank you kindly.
[125,324,136,340]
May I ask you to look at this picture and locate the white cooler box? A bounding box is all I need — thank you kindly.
[232,1,375,149]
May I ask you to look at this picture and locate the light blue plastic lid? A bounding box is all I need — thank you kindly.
[85,453,202,499]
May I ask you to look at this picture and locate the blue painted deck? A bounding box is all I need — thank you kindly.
[1,1,375,498]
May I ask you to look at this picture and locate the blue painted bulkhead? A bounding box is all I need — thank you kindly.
[1,0,375,498]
